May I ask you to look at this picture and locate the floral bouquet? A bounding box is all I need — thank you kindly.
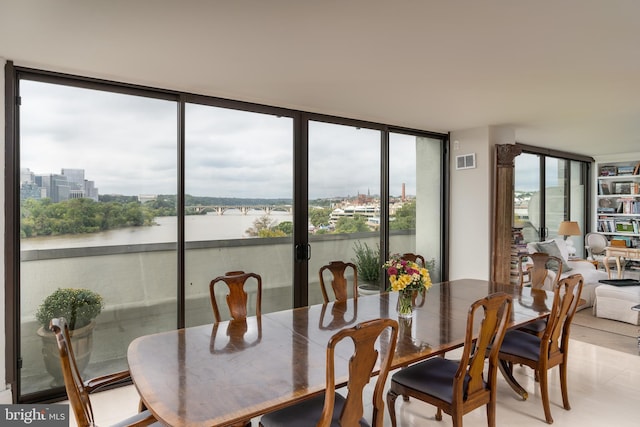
[384,254,432,317]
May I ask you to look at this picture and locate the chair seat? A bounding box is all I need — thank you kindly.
[518,318,547,334]
[110,410,161,427]
[499,329,541,362]
[259,392,369,427]
[390,357,476,403]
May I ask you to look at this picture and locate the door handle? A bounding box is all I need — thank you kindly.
[295,244,311,262]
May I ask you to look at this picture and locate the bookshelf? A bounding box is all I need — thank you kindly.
[596,160,640,249]
[510,227,528,284]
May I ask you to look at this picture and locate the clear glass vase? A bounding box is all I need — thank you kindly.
[396,289,414,318]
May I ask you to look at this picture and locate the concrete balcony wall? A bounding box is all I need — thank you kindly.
[19,232,414,395]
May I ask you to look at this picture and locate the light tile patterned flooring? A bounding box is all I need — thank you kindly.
[69,338,640,427]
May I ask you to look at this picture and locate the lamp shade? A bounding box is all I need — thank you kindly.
[558,221,581,236]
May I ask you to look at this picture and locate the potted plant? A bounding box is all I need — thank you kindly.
[35,288,104,385]
[352,241,382,295]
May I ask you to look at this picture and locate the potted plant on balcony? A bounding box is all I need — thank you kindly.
[352,241,382,295]
[35,288,104,385]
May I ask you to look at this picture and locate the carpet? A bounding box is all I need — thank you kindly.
[571,309,638,355]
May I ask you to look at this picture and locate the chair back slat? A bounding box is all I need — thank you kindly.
[319,318,398,427]
[318,261,358,303]
[50,318,95,427]
[456,293,512,401]
[543,274,584,357]
[518,252,563,290]
[209,271,262,322]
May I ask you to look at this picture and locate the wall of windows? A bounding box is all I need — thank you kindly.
[513,145,592,257]
[5,64,447,402]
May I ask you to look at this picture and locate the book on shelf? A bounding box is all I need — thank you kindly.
[617,165,635,175]
[614,182,632,194]
[616,222,635,233]
[599,165,617,176]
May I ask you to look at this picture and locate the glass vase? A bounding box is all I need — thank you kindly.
[396,289,414,318]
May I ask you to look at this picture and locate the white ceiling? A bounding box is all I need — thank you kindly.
[2,1,640,158]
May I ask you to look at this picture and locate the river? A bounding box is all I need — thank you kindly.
[20,212,294,250]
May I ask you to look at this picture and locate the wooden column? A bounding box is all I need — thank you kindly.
[491,144,522,284]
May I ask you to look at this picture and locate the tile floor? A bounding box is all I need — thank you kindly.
[68,338,640,427]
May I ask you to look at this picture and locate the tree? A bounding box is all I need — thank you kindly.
[275,221,293,235]
[390,201,416,230]
[334,215,370,233]
[309,207,333,227]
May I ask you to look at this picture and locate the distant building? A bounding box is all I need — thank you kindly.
[138,194,158,204]
[20,168,99,202]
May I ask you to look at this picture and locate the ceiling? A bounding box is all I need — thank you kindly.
[2,1,640,158]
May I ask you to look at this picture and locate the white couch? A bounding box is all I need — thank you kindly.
[526,237,608,310]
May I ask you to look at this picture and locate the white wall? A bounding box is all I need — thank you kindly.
[448,126,515,281]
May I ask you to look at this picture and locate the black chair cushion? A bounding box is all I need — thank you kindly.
[259,392,369,427]
[390,357,477,403]
[518,319,547,334]
[499,329,542,362]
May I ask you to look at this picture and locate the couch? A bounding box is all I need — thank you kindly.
[526,237,608,310]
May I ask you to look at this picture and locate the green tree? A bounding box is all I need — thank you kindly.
[390,201,416,230]
[309,207,333,227]
[334,215,369,233]
[275,221,293,235]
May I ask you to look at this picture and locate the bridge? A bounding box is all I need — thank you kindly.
[189,205,293,216]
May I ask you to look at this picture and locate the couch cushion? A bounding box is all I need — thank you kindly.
[536,240,572,273]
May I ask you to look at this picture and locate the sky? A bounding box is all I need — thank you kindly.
[20,80,424,200]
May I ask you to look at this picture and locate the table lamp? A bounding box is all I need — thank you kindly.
[558,221,581,256]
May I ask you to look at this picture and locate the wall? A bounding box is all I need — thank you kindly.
[448,127,491,280]
[448,126,515,281]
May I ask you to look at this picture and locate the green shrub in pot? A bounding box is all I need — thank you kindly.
[36,288,104,330]
[352,241,381,285]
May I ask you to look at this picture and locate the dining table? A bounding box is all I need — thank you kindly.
[127,278,551,427]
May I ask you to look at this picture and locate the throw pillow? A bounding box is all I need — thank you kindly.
[536,240,573,273]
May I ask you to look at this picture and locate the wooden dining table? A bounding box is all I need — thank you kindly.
[127,279,551,427]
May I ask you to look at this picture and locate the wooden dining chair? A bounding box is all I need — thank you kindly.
[498,273,584,424]
[401,252,426,267]
[49,317,159,427]
[517,252,563,336]
[318,260,358,303]
[399,253,429,307]
[387,292,512,427]
[518,252,563,290]
[209,270,262,322]
[259,317,398,427]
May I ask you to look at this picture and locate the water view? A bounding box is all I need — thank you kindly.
[20,212,294,250]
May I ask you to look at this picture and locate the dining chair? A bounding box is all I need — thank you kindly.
[516,252,563,336]
[259,317,398,427]
[318,260,358,303]
[401,252,426,267]
[399,253,429,307]
[386,292,512,427]
[209,270,262,322]
[498,273,584,424]
[49,317,159,427]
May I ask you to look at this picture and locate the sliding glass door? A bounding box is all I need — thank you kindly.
[184,103,294,326]
[18,80,178,396]
[388,132,443,282]
[307,121,381,303]
[514,149,588,257]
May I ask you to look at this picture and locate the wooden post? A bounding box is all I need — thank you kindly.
[491,145,522,284]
